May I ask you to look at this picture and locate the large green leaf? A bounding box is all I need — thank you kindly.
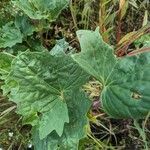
[12,0,69,21]
[2,51,89,139]
[33,90,91,150]
[0,22,23,48]
[15,14,36,37]
[72,28,150,119]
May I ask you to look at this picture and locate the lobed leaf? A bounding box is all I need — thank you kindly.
[0,22,23,48]
[33,90,91,150]
[15,14,36,37]
[72,28,150,119]
[2,51,89,139]
[12,0,69,21]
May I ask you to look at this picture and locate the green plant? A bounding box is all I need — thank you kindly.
[0,0,150,149]
[0,0,91,149]
[72,28,150,118]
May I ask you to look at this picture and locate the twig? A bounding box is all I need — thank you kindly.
[127,47,150,56]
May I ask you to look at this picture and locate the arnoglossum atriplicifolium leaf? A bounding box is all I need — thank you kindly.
[2,51,90,139]
[33,90,91,150]
[12,0,69,21]
[72,28,150,119]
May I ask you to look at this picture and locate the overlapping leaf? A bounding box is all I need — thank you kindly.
[0,15,37,49]
[33,90,91,150]
[72,28,150,119]
[2,51,89,139]
[5,37,47,55]
[0,22,23,48]
[50,39,75,56]
[15,14,36,37]
[12,0,69,20]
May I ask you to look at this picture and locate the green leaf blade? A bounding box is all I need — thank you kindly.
[72,28,150,119]
[0,22,23,48]
[2,51,89,139]
[15,14,36,37]
[33,90,91,150]
[72,28,116,84]
[39,100,69,139]
[13,0,69,21]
